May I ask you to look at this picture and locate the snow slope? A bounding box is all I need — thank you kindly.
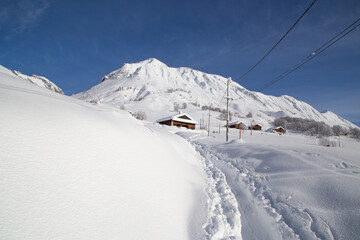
[74,58,356,129]
[0,66,232,239]
[0,65,64,94]
[177,128,360,240]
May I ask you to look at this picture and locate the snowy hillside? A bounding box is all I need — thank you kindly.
[0,65,63,94]
[1,65,244,239]
[74,58,356,129]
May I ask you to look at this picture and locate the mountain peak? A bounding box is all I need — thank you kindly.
[144,58,165,64]
[75,59,357,129]
[126,58,168,68]
[101,58,169,82]
[135,58,169,69]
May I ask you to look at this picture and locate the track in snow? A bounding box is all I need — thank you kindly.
[179,132,340,240]
[183,133,242,239]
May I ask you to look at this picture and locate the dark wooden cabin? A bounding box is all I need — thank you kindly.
[157,113,197,130]
[249,124,262,131]
[274,126,286,134]
[228,121,245,129]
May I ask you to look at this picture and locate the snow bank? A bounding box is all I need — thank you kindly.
[0,70,208,239]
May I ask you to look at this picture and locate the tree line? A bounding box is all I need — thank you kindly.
[274,116,360,138]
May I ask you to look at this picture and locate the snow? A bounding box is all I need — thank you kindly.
[2,60,360,240]
[229,121,243,125]
[0,67,214,239]
[176,128,360,240]
[0,65,64,94]
[13,70,64,94]
[74,58,357,130]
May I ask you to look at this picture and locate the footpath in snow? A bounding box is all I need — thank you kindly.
[150,124,243,239]
[177,128,360,240]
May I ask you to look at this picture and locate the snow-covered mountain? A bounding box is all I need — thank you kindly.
[0,65,63,94]
[74,58,356,129]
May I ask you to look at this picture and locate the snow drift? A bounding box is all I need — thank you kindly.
[0,65,211,239]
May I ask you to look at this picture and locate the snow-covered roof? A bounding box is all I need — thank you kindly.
[157,113,197,124]
[266,126,286,133]
[229,121,243,126]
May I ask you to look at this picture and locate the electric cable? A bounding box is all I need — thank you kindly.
[235,0,317,82]
[256,19,360,92]
[215,89,228,108]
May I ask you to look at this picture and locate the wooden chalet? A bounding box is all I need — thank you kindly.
[274,126,286,134]
[228,121,245,129]
[249,124,262,131]
[157,113,197,130]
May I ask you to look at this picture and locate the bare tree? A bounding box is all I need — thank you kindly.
[350,128,360,138]
[133,111,147,120]
[246,112,253,118]
[332,125,345,136]
[174,102,180,112]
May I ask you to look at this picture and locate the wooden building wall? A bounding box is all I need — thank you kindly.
[275,127,286,133]
[250,125,262,130]
[158,120,195,130]
[172,120,195,130]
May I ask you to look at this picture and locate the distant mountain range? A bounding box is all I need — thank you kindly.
[1,60,355,129]
[74,58,356,129]
[0,65,63,94]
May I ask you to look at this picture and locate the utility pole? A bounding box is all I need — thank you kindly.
[239,123,242,139]
[202,114,204,134]
[251,121,253,136]
[226,77,231,142]
[208,109,211,136]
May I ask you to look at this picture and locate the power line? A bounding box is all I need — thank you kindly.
[312,18,360,55]
[215,89,228,108]
[235,0,317,82]
[256,18,360,92]
[257,21,360,92]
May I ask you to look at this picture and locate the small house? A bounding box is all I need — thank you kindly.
[249,124,262,131]
[157,113,197,130]
[228,121,245,129]
[274,126,286,134]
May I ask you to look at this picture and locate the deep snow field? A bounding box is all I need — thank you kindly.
[1,65,360,240]
[175,127,360,240]
[0,68,214,239]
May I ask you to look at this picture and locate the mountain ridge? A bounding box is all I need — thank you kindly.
[0,65,64,94]
[73,58,356,129]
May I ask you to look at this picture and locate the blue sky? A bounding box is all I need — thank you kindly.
[1,0,359,125]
